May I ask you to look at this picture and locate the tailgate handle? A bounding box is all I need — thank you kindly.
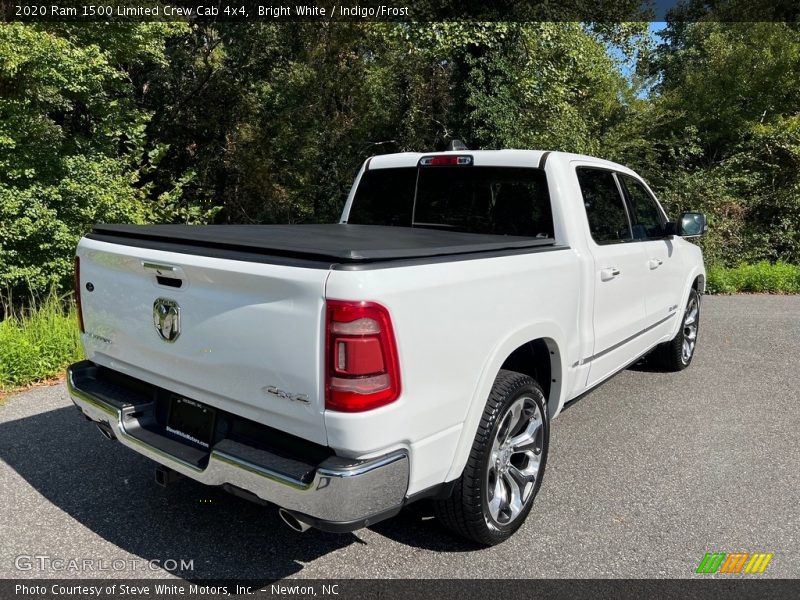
[156,276,182,288]
[143,262,180,275]
[143,262,186,288]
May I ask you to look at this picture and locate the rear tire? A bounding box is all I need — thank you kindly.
[434,370,549,546]
[651,287,701,372]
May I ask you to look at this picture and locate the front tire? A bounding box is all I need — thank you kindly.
[434,370,549,546]
[652,287,701,371]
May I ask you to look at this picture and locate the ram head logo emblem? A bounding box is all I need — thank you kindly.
[153,298,181,342]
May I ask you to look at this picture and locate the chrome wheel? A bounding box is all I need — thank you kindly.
[435,370,549,545]
[486,396,544,525]
[681,293,699,364]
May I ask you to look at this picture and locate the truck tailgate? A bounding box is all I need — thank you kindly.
[76,237,330,445]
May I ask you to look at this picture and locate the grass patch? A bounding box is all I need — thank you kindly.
[707,261,800,294]
[0,292,84,393]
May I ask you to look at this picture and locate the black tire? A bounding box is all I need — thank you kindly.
[651,287,701,372]
[434,369,549,546]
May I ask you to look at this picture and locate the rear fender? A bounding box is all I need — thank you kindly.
[444,322,567,482]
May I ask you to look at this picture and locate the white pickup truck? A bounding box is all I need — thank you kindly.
[68,150,706,545]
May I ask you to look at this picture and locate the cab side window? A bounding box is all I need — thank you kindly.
[576,168,632,245]
[619,175,666,240]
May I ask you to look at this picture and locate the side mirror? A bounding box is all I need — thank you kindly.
[672,212,707,237]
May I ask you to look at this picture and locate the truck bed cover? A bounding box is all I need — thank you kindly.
[89,224,558,264]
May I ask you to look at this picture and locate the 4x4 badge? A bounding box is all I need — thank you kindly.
[153,298,181,342]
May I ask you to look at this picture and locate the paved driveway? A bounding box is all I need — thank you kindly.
[1,295,798,580]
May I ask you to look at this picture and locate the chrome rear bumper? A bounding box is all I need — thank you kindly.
[67,361,408,530]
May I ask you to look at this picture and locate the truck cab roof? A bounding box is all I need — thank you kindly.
[367,149,631,173]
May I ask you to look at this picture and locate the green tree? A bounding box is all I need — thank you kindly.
[138,22,645,225]
[0,22,182,299]
[639,22,800,265]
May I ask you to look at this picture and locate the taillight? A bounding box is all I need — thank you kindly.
[325,300,400,412]
[74,256,85,333]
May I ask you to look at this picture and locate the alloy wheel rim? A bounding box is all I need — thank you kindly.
[682,295,699,363]
[486,396,543,525]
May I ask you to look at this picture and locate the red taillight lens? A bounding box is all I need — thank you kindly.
[74,256,85,333]
[325,300,400,412]
[334,338,385,375]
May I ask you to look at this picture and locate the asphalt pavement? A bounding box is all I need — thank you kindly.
[1,295,798,580]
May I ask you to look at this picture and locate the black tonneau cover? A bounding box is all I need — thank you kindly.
[89,224,557,263]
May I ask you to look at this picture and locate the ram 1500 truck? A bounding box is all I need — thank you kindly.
[68,150,706,545]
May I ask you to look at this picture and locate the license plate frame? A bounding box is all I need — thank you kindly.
[166,395,216,449]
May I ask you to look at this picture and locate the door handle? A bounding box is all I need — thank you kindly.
[648,258,663,270]
[600,267,621,281]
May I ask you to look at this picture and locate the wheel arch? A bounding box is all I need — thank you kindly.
[668,265,706,339]
[693,273,705,294]
[444,323,567,483]
[498,339,560,418]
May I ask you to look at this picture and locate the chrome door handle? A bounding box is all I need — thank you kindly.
[600,267,621,281]
[648,258,663,270]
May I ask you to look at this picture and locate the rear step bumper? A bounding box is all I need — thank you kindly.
[66,361,409,532]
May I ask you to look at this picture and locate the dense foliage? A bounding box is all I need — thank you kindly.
[625,21,800,267]
[0,22,186,296]
[1,18,799,301]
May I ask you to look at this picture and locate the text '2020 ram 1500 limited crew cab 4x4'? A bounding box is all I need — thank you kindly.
[68,150,707,545]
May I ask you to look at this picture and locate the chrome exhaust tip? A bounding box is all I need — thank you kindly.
[278,508,312,532]
[95,422,115,440]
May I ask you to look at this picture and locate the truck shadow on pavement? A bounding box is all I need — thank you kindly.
[368,504,479,552]
[0,406,365,582]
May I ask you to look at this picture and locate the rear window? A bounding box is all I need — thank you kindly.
[348,166,554,238]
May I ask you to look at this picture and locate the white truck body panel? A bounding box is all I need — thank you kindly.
[324,248,579,494]
[77,237,330,444]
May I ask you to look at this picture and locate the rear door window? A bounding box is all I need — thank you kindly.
[576,168,632,245]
